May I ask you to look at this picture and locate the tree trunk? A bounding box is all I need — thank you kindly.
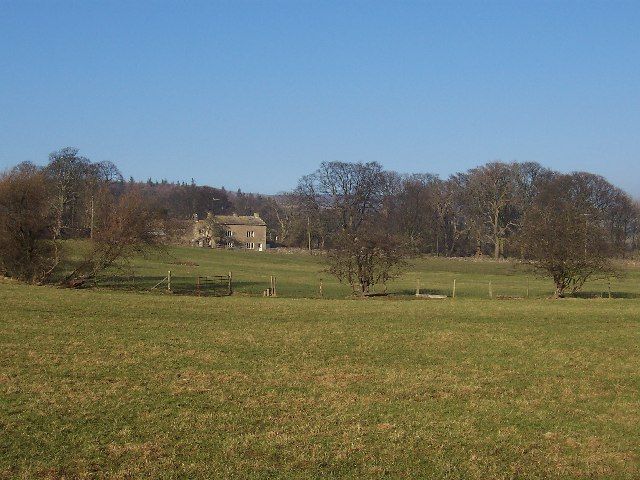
[90,196,95,239]
[493,209,500,259]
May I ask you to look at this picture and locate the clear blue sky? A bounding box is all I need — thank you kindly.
[1,1,639,196]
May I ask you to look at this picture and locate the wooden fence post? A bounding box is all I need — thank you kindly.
[452,279,457,299]
[266,275,277,297]
[319,278,323,298]
[608,278,612,299]
[489,280,493,299]
[228,271,233,295]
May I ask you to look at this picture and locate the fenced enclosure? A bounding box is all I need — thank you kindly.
[100,269,234,296]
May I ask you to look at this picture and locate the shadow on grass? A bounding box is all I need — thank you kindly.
[572,291,640,299]
[95,276,263,297]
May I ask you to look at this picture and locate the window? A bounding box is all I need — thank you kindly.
[225,230,233,237]
[245,242,254,249]
[246,231,255,238]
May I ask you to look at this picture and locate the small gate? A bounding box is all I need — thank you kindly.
[195,272,233,297]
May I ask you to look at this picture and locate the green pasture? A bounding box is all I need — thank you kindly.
[94,245,640,300]
[2,248,639,478]
[1,281,638,478]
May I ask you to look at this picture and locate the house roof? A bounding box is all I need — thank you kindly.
[214,214,267,227]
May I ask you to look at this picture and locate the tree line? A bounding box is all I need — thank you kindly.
[0,147,288,285]
[280,160,638,297]
[280,161,639,257]
[1,147,638,296]
[0,148,171,286]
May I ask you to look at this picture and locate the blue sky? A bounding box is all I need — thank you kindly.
[1,1,639,196]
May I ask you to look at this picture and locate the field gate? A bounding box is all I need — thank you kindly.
[196,271,233,297]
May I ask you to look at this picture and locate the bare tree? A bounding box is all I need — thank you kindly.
[297,161,410,293]
[463,162,521,258]
[394,174,441,252]
[297,161,390,232]
[328,229,409,295]
[202,213,226,247]
[519,173,618,297]
[62,187,167,287]
[0,165,59,282]
[44,147,94,238]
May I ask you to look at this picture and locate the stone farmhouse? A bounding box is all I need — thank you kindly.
[193,213,267,251]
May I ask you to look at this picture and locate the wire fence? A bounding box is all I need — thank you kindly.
[94,269,636,300]
[98,270,233,296]
[412,275,635,300]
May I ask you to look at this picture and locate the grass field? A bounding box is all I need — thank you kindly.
[90,245,640,300]
[1,248,639,478]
